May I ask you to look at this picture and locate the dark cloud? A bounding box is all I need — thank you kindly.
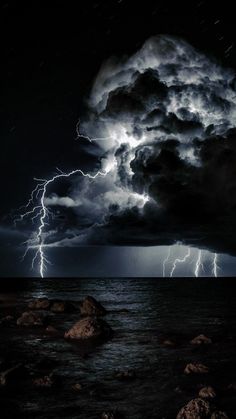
[17,35,236,257]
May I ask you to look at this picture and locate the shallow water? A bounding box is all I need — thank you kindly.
[0,278,236,418]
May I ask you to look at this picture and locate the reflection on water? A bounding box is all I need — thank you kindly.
[0,278,236,418]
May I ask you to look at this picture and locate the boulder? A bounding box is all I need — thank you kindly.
[199,386,216,399]
[184,363,209,375]
[28,298,50,310]
[17,311,45,327]
[190,334,212,345]
[211,412,229,419]
[177,398,211,418]
[80,296,106,316]
[64,317,112,340]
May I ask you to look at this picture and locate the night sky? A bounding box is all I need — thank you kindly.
[1,0,236,277]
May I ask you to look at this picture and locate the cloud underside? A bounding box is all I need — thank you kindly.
[45,35,236,255]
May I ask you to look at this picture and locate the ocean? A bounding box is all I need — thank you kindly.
[0,278,236,418]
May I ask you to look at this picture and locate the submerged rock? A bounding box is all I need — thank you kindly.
[184,363,209,375]
[80,296,106,316]
[211,412,229,419]
[45,325,58,333]
[190,334,212,345]
[162,339,176,347]
[17,311,45,327]
[72,383,82,392]
[50,301,66,313]
[33,374,54,388]
[28,298,50,310]
[177,398,211,418]
[64,316,112,340]
[199,386,216,399]
[101,412,121,419]
[115,369,136,381]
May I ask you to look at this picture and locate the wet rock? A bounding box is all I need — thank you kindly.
[0,363,22,386]
[16,311,46,327]
[176,398,211,418]
[45,325,58,333]
[162,339,176,347]
[80,296,106,316]
[33,374,54,388]
[199,386,216,399]
[184,363,209,375]
[50,301,66,313]
[28,298,50,310]
[115,369,136,381]
[72,383,82,392]
[64,316,112,340]
[211,412,229,419]
[101,412,120,419]
[190,334,212,345]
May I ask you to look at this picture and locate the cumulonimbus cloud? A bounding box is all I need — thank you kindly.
[46,35,236,255]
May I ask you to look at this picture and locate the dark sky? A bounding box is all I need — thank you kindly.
[1,0,236,214]
[1,0,236,277]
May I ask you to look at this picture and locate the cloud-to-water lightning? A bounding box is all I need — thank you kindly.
[17,168,111,278]
[162,247,171,277]
[212,253,219,277]
[195,249,204,277]
[170,248,191,277]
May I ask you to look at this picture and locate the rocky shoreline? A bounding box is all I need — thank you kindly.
[0,280,236,418]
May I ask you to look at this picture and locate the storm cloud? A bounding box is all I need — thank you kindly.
[46,35,236,255]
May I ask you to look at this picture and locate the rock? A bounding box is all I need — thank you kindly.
[33,375,54,388]
[190,334,212,345]
[184,363,209,375]
[115,369,136,381]
[80,296,106,317]
[211,412,229,419]
[17,311,45,327]
[28,298,50,310]
[46,325,58,333]
[50,301,66,313]
[199,386,216,399]
[64,317,112,340]
[101,412,119,419]
[72,383,82,392]
[177,398,211,418]
[162,339,176,347]
[0,363,22,386]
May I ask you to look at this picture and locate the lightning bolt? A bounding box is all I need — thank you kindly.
[162,247,171,277]
[16,168,110,278]
[212,253,219,277]
[194,249,204,277]
[170,247,191,277]
[76,120,111,143]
